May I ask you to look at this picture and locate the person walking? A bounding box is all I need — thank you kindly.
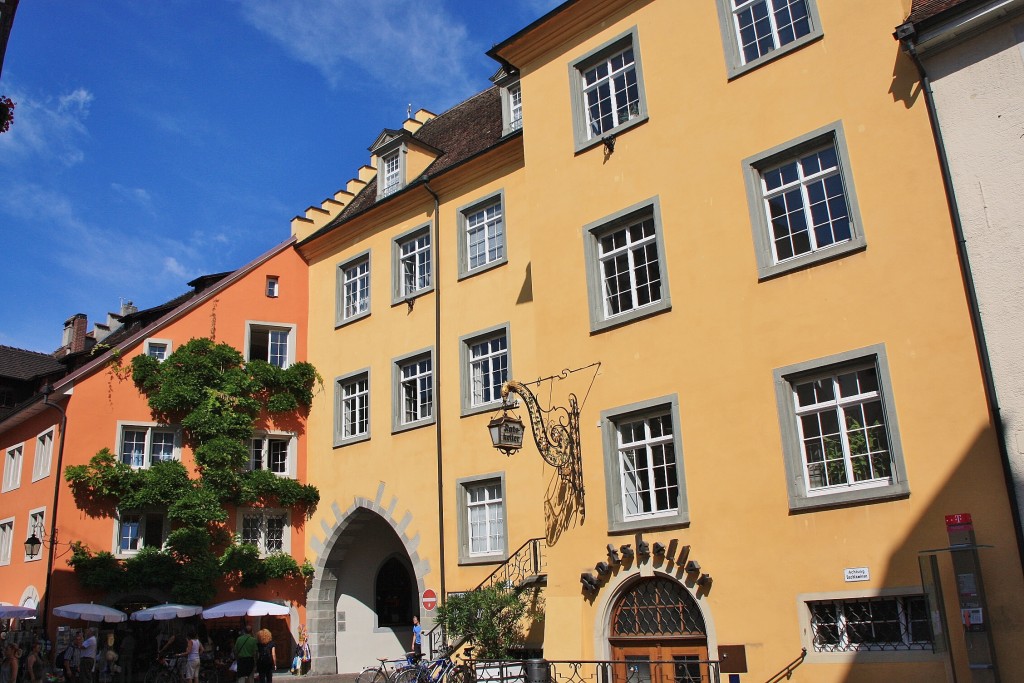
[410,616,422,659]
[177,628,202,683]
[232,626,257,683]
[0,644,20,683]
[62,633,84,683]
[25,642,43,683]
[80,628,98,683]
[255,630,275,683]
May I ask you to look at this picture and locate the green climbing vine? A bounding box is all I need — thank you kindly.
[65,337,321,604]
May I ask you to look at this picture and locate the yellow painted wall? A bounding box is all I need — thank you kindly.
[301,0,1024,680]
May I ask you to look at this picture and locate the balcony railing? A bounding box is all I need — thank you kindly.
[470,659,721,683]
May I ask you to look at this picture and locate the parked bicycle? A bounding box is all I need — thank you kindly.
[355,654,416,683]
[143,656,182,683]
[393,651,473,683]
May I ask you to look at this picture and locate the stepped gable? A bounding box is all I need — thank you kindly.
[307,86,506,242]
[0,345,64,381]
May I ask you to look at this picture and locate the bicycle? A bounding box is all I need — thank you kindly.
[143,656,182,683]
[355,655,415,683]
[393,651,473,683]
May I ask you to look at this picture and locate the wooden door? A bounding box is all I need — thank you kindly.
[611,641,710,683]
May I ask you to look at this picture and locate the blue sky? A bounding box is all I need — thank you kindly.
[0,0,558,353]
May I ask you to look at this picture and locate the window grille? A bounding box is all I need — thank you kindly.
[612,577,706,637]
[809,596,932,652]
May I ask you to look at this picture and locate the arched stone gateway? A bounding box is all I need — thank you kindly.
[607,577,711,683]
[306,496,430,675]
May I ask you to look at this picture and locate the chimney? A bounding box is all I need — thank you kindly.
[120,300,137,317]
[61,313,88,354]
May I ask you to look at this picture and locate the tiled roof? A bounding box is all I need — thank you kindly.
[0,345,64,381]
[907,0,977,24]
[304,86,509,244]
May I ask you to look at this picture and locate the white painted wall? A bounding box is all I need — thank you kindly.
[924,9,1024,526]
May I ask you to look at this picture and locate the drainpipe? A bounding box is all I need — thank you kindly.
[422,177,447,604]
[40,383,69,637]
[897,27,1024,576]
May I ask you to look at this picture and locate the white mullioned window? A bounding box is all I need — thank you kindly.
[598,216,663,318]
[2,444,23,492]
[343,258,370,320]
[247,324,293,369]
[341,375,369,439]
[466,200,505,271]
[33,428,54,481]
[467,481,504,556]
[793,364,893,494]
[400,357,433,425]
[249,434,293,477]
[732,0,813,65]
[400,232,431,297]
[116,511,166,554]
[469,334,508,407]
[508,83,522,131]
[118,425,178,468]
[381,151,401,197]
[240,509,288,555]
[761,142,851,265]
[0,518,13,565]
[582,44,640,139]
[808,596,932,652]
[617,412,679,519]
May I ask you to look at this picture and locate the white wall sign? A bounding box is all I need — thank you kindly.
[844,567,870,582]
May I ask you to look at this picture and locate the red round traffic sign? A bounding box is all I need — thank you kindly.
[422,589,437,611]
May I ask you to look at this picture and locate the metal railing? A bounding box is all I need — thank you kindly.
[427,538,547,657]
[467,659,721,683]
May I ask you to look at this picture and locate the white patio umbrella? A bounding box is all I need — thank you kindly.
[0,605,37,619]
[202,599,290,619]
[130,603,203,621]
[53,603,128,623]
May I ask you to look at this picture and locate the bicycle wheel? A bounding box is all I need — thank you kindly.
[199,669,220,683]
[448,665,475,683]
[143,666,161,683]
[153,668,176,683]
[393,667,427,683]
[356,667,383,683]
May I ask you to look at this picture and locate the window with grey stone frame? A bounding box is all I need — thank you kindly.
[458,323,511,417]
[456,472,508,565]
[743,121,865,280]
[334,368,371,447]
[457,190,508,280]
[376,141,407,199]
[392,224,433,305]
[774,344,909,512]
[714,0,823,79]
[568,26,649,154]
[582,196,671,334]
[335,250,371,327]
[391,347,435,433]
[600,394,689,534]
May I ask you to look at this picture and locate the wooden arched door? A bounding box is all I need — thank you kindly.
[609,577,709,683]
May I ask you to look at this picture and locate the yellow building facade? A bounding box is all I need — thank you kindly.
[295,1,1024,681]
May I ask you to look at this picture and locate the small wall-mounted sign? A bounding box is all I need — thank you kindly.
[844,567,871,582]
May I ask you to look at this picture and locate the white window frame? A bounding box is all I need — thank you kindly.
[457,190,508,279]
[715,0,824,79]
[115,422,182,469]
[143,338,173,362]
[114,509,169,557]
[797,587,942,664]
[24,507,45,562]
[774,344,909,511]
[336,251,372,327]
[247,432,297,478]
[601,395,689,533]
[244,321,296,369]
[237,508,291,556]
[392,224,433,304]
[32,427,55,481]
[0,517,13,566]
[743,122,865,280]
[334,369,371,447]
[456,473,508,565]
[375,140,408,200]
[568,26,649,153]
[582,197,671,333]
[459,323,512,417]
[2,443,24,492]
[392,348,435,433]
[266,276,279,298]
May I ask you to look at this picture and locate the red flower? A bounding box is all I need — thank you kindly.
[0,96,16,134]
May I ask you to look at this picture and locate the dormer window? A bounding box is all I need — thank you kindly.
[492,66,523,137]
[381,151,402,197]
[508,83,522,132]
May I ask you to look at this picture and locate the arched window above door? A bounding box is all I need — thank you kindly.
[611,577,706,637]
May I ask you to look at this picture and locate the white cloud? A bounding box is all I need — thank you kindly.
[0,85,93,167]
[111,183,156,215]
[162,256,192,281]
[237,0,477,104]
